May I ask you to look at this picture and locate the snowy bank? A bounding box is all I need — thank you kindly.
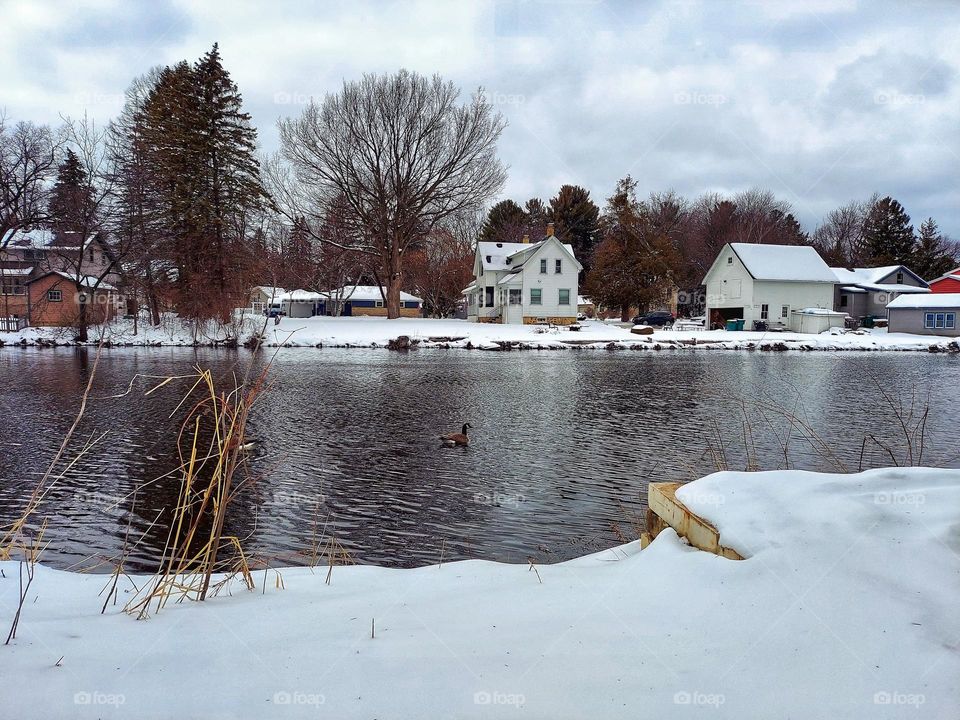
[2,316,959,353]
[1,467,957,719]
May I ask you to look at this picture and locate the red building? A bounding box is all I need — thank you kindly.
[928,268,960,294]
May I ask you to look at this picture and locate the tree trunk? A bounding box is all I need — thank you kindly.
[620,304,630,322]
[386,239,402,319]
[77,299,89,342]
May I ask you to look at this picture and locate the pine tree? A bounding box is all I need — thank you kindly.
[862,196,915,265]
[136,45,268,322]
[523,197,548,236]
[479,199,527,242]
[48,149,93,237]
[912,217,957,280]
[548,184,600,275]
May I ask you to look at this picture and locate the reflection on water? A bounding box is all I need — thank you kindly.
[0,347,956,570]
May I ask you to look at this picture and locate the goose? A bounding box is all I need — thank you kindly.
[440,423,472,448]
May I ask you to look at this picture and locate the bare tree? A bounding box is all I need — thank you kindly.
[273,70,506,318]
[811,198,872,267]
[0,115,59,250]
[405,210,480,317]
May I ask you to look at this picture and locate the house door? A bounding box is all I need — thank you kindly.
[342,301,352,317]
[505,288,523,324]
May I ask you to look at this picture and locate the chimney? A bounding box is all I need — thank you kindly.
[522,233,530,244]
[546,222,555,237]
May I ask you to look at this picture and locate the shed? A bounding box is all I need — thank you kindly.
[886,293,960,336]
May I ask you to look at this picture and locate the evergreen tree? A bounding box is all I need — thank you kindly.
[862,196,915,265]
[548,184,600,275]
[912,217,957,280]
[479,199,527,243]
[48,149,93,237]
[523,197,548,236]
[137,45,268,322]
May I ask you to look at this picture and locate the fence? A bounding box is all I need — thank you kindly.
[0,316,26,332]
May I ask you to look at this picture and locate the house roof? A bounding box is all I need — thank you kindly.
[0,266,35,277]
[830,266,929,293]
[325,285,422,303]
[280,289,323,302]
[887,293,960,309]
[477,237,580,272]
[5,229,55,248]
[929,268,960,284]
[729,243,836,283]
[254,286,287,298]
[28,271,116,291]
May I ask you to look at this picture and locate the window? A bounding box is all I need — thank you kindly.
[760,304,769,320]
[399,301,406,309]
[375,300,383,308]
[781,305,789,319]
[508,288,521,305]
[1,278,25,296]
[727,256,733,264]
[926,312,956,329]
[530,288,542,305]
[485,286,494,307]
[559,289,570,305]
[252,301,264,314]
[486,255,491,264]
[540,258,547,274]
[555,259,562,274]
[896,272,904,284]
[89,248,95,262]
[840,295,848,307]
[47,289,62,302]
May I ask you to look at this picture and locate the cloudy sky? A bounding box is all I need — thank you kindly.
[3,0,959,235]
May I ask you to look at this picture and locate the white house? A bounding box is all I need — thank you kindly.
[462,225,582,324]
[703,243,840,331]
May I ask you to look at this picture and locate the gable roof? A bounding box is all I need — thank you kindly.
[476,236,581,273]
[729,243,836,283]
[324,285,422,303]
[887,292,960,309]
[28,270,116,291]
[929,268,960,284]
[830,266,929,293]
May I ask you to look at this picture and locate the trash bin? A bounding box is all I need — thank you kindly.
[735,319,745,331]
[862,316,875,329]
[726,319,738,331]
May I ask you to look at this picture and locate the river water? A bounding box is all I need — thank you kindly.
[0,347,956,570]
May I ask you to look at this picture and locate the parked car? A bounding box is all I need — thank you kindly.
[632,310,675,327]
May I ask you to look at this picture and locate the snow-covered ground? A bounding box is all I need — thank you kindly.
[1,467,957,719]
[2,315,959,352]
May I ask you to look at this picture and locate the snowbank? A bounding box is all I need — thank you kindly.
[2,316,959,352]
[1,467,957,719]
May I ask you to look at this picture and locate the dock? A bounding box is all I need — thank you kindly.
[641,482,744,560]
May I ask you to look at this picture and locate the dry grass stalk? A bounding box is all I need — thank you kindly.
[5,520,47,645]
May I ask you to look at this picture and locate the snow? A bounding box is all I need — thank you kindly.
[326,284,422,303]
[793,307,845,315]
[830,265,929,293]
[1,467,956,718]
[476,239,577,272]
[2,316,958,351]
[887,292,960,309]
[34,271,117,291]
[731,243,837,283]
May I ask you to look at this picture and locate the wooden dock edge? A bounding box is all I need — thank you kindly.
[643,482,744,560]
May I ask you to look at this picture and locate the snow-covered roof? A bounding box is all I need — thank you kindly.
[326,285,422,303]
[5,229,54,248]
[831,266,929,293]
[577,296,593,305]
[461,283,477,295]
[477,238,579,272]
[730,243,836,283]
[0,266,35,276]
[28,271,116,290]
[496,273,522,286]
[887,293,960,309]
[254,286,286,298]
[929,269,960,284]
[792,307,846,316]
[280,289,323,302]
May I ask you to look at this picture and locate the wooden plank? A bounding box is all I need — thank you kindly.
[647,482,744,560]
